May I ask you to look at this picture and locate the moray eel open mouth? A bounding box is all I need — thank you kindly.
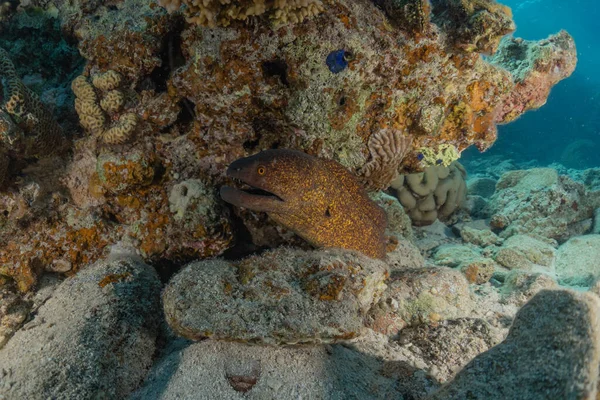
[220,174,286,213]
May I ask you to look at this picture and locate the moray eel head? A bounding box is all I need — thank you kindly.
[220,149,313,214]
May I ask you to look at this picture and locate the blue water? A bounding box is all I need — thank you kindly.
[463,0,600,168]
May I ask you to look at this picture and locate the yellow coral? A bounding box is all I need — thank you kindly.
[100,90,125,113]
[91,70,123,91]
[72,72,137,144]
[158,0,326,27]
[418,143,461,167]
[102,113,138,145]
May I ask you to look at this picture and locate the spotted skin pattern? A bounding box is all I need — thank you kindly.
[220,149,387,259]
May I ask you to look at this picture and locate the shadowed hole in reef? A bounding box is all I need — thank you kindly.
[261,59,289,86]
[144,18,186,93]
[222,204,269,261]
[160,97,196,133]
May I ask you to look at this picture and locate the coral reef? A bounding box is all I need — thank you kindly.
[374,0,432,34]
[390,162,467,226]
[431,0,515,54]
[491,31,577,124]
[158,0,327,28]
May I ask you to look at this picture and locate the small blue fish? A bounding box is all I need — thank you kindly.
[326,50,353,74]
[417,153,425,161]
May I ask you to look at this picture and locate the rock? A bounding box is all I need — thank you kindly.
[460,258,497,285]
[556,234,600,286]
[0,253,162,399]
[467,177,497,198]
[487,169,600,242]
[132,338,433,399]
[0,284,31,349]
[372,192,415,242]
[386,239,426,272]
[428,290,600,400]
[163,248,388,345]
[593,209,600,234]
[414,220,458,253]
[493,234,556,273]
[464,195,489,218]
[367,267,473,336]
[399,318,502,383]
[500,270,558,306]
[433,244,481,268]
[459,225,502,247]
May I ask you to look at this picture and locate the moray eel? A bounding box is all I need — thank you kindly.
[220,149,387,259]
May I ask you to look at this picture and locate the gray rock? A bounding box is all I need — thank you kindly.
[367,267,473,336]
[493,234,556,272]
[467,177,497,198]
[594,208,600,234]
[386,239,425,272]
[464,195,489,218]
[163,248,388,344]
[556,234,600,286]
[428,290,600,400]
[131,339,437,399]
[500,270,558,306]
[0,254,162,399]
[399,318,502,383]
[459,225,502,248]
[487,169,600,242]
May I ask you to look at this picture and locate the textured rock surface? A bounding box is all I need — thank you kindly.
[493,234,556,272]
[132,338,439,399]
[367,266,473,336]
[428,290,600,400]
[163,248,388,344]
[556,234,600,286]
[0,254,162,399]
[399,318,502,383]
[459,225,502,247]
[487,169,600,242]
[500,270,558,306]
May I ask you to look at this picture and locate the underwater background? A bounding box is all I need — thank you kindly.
[464,0,600,168]
[0,0,599,398]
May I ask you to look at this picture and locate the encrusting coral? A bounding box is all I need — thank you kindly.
[72,71,138,144]
[431,0,515,54]
[157,0,327,27]
[390,162,467,226]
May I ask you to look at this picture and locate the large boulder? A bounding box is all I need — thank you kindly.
[556,234,600,286]
[0,253,162,399]
[428,290,600,399]
[163,248,388,344]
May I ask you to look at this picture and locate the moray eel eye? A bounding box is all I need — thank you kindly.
[257,166,266,175]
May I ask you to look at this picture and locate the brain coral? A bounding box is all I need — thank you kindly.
[390,162,467,226]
